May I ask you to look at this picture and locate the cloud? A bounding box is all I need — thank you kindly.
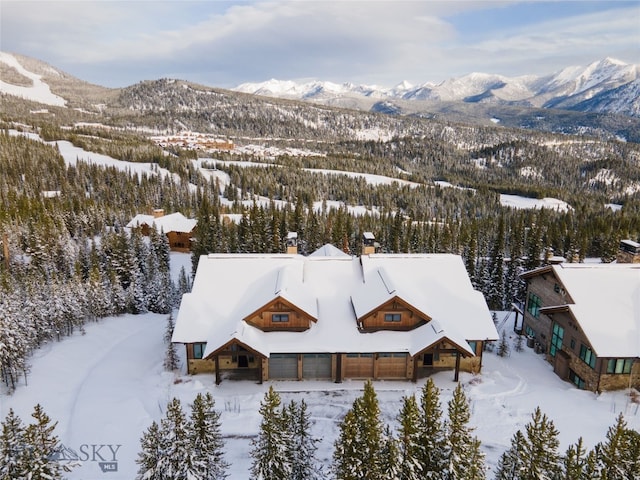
[1,1,637,88]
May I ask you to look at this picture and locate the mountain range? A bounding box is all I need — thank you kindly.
[234,58,640,118]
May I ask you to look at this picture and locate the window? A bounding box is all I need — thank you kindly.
[193,343,206,359]
[606,358,633,374]
[579,344,596,369]
[525,325,535,338]
[550,323,564,357]
[467,341,477,354]
[384,313,402,322]
[569,369,585,389]
[272,313,289,323]
[526,292,542,318]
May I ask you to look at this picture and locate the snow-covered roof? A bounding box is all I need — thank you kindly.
[126,212,197,234]
[173,250,497,358]
[547,263,640,358]
[308,244,351,257]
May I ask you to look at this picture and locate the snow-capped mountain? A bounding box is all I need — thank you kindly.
[234,58,640,117]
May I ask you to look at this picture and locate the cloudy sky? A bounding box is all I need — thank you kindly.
[1,0,638,89]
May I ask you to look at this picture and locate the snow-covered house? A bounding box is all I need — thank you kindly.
[172,240,498,384]
[521,251,640,392]
[126,209,197,252]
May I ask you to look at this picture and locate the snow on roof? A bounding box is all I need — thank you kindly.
[308,244,351,257]
[173,250,497,358]
[126,212,197,234]
[550,263,640,358]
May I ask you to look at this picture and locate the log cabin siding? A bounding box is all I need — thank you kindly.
[359,298,429,332]
[244,298,313,331]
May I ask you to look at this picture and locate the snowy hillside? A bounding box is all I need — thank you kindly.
[234,58,640,117]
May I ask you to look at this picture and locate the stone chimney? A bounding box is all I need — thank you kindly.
[152,208,165,219]
[362,232,377,255]
[617,239,640,263]
[286,232,298,254]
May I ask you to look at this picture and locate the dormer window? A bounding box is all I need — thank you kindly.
[272,313,290,323]
[384,313,402,323]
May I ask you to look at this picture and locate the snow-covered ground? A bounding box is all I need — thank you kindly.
[1,253,638,479]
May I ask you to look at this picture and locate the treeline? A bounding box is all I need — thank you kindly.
[0,226,189,391]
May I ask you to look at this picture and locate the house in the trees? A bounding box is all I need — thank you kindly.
[172,235,498,384]
[126,209,197,252]
[520,241,640,392]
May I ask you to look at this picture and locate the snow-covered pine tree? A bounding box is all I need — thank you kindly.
[593,413,640,480]
[514,333,524,353]
[562,437,597,480]
[249,386,291,480]
[285,399,322,480]
[351,379,385,479]
[416,378,448,479]
[397,394,423,480]
[444,383,485,480]
[380,424,401,480]
[332,409,360,480]
[0,408,27,479]
[158,397,196,479]
[164,340,179,372]
[189,392,229,480]
[164,313,175,344]
[497,330,510,358]
[522,407,562,479]
[494,430,526,480]
[136,420,163,480]
[22,404,75,479]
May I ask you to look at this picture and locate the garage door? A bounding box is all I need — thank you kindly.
[344,353,374,378]
[377,353,408,378]
[268,354,298,379]
[302,354,332,379]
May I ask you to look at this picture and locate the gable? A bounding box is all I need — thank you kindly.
[357,296,430,332]
[244,296,316,332]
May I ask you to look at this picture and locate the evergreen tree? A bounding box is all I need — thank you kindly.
[416,378,448,479]
[190,392,229,480]
[22,404,74,479]
[397,394,423,480]
[380,424,401,480]
[562,437,596,480]
[164,313,175,344]
[593,413,640,480]
[285,399,322,480]
[523,407,561,480]
[250,386,291,480]
[332,409,360,480]
[497,330,510,357]
[495,431,527,480]
[159,398,196,479]
[0,408,26,479]
[164,341,179,371]
[445,383,485,480]
[136,420,163,480]
[332,380,385,480]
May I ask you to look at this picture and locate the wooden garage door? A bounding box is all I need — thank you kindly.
[269,354,298,379]
[302,354,332,379]
[377,353,408,378]
[344,353,374,378]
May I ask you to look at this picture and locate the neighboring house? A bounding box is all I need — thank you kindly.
[172,234,498,384]
[520,241,640,392]
[126,209,197,252]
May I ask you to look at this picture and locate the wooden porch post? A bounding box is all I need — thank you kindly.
[335,353,343,383]
[412,355,418,383]
[215,355,221,385]
[454,351,460,382]
[258,358,263,385]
